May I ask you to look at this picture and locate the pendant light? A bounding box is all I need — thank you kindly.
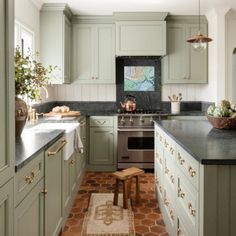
[187,0,212,52]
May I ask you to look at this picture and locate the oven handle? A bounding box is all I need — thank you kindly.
[117,129,154,132]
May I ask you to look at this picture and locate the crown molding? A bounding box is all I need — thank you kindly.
[41,3,73,19]
[30,0,43,10]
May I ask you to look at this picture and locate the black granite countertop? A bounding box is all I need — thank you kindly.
[155,119,236,165]
[168,111,205,116]
[15,130,64,172]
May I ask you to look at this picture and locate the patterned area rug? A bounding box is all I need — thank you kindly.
[81,193,135,236]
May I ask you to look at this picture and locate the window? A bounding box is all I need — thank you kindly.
[15,21,35,55]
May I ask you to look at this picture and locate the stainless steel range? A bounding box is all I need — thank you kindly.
[117,110,168,169]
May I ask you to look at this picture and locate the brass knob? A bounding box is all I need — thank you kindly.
[188,166,196,177]
[25,176,33,184]
[170,210,174,220]
[170,147,174,155]
[178,188,185,199]
[178,153,185,165]
[170,175,175,184]
[164,198,169,206]
[188,203,196,216]
[70,159,75,164]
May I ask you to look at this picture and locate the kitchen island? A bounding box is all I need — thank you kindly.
[154,119,236,236]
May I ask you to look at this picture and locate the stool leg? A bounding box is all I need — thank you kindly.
[113,179,119,206]
[127,178,132,199]
[135,176,140,203]
[123,180,128,209]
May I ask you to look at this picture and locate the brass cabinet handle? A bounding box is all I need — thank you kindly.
[164,140,169,148]
[170,147,174,155]
[178,153,185,165]
[170,210,174,220]
[25,175,33,184]
[188,203,196,216]
[170,175,175,184]
[96,120,106,125]
[70,159,75,164]
[177,228,183,236]
[164,198,169,206]
[178,188,185,199]
[165,167,169,174]
[41,188,48,195]
[188,166,196,177]
[48,139,67,156]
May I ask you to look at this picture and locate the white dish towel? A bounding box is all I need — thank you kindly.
[74,127,84,154]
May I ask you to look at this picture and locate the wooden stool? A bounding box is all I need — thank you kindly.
[112,167,144,209]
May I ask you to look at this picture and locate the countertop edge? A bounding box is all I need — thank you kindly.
[154,120,236,165]
[15,130,64,172]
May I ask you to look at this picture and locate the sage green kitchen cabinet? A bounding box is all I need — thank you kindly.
[0,179,13,236]
[69,155,77,196]
[0,0,14,187]
[88,116,117,171]
[73,24,115,84]
[162,23,208,84]
[14,179,44,236]
[116,21,166,56]
[44,139,65,236]
[40,3,72,84]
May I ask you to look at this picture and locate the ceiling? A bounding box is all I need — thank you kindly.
[42,0,236,15]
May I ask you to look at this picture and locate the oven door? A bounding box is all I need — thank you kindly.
[117,129,154,168]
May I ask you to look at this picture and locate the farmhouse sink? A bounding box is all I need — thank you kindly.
[24,123,80,160]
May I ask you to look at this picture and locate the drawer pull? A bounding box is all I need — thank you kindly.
[164,140,169,147]
[178,188,185,199]
[48,139,67,156]
[164,198,169,206]
[96,120,106,125]
[170,210,174,220]
[31,170,36,178]
[170,175,175,184]
[70,159,75,164]
[165,167,169,174]
[41,188,48,195]
[170,147,174,154]
[177,228,183,236]
[188,166,196,177]
[178,153,185,165]
[188,203,196,216]
[25,176,33,184]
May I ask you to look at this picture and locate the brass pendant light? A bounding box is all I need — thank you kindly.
[187,0,213,52]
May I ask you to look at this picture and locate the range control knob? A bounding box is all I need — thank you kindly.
[129,116,134,125]
[120,116,125,125]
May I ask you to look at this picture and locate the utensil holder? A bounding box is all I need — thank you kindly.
[171,101,180,114]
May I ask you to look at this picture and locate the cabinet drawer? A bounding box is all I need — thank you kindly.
[176,145,199,190]
[90,116,114,127]
[177,216,193,236]
[176,171,198,232]
[15,152,44,206]
[163,133,176,158]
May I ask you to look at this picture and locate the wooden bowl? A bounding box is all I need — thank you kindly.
[206,114,236,129]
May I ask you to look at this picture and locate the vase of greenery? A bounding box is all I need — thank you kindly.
[15,47,54,137]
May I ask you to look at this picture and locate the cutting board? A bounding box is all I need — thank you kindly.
[43,111,81,118]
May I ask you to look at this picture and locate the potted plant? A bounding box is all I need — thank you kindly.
[15,47,55,137]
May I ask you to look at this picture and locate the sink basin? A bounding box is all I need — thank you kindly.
[24,123,80,160]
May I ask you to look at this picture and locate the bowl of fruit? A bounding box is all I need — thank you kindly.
[206,100,236,129]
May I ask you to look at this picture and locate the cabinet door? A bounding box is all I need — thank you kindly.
[69,155,77,195]
[73,24,94,83]
[64,16,71,84]
[94,24,115,83]
[186,24,208,83]
[0,0,14,187]
[0,179,13,236]
[162,24,188,84]
[14,179,44,236]
[89,127,114,165]
[45,140,63,236]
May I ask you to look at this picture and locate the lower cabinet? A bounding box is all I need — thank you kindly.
[88,116,117,171]
[44,139,64,236]
[14,179,44,236]
[0,179,14,236]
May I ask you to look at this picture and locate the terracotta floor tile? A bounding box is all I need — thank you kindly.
[60,171,168,236]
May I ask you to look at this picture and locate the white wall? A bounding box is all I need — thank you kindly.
[226,9,236,102]
[15,0,41,52]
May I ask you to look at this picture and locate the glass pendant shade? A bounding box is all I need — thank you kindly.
[187,0,213,51]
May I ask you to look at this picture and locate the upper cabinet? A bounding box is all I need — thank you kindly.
[116,21,166,56]
[162,18,208,84]
[72,24,115,84]
[0,0,14,187]
[40,4,72,84]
